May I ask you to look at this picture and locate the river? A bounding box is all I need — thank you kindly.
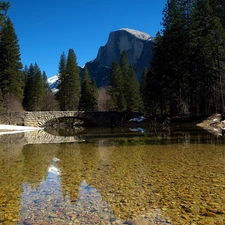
[0,125,225,224]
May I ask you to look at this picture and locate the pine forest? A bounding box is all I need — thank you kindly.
[0,0,225,118]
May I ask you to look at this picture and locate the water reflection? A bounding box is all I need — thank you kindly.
[19,165,170,224]
[0,128,225,224]
[0,125,222,145]
[48,157,61,175]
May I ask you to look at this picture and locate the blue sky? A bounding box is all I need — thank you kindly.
[8,0,167,78]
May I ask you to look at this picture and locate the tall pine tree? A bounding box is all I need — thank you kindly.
[109,61,126,111]
[79,66,98,111]
[146,0,225,116]
[189,0,225,114]
[0,1,10,27]
[65,49,80,110]
[56,52,67,110]
[32,63,45,110]
[126,65,143,112]
[23,64,35,110]
[23,63,49,111]
[57,49,81,111]
[90,78,98,111]
[109,51,142,112]
[0,17,24,111]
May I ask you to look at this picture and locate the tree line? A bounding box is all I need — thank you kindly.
[56,49,98,111]
[143,0,225,117]
[1,0,225,118]
[0,2,99,112]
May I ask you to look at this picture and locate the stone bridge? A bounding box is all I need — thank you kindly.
[0,111,143,127]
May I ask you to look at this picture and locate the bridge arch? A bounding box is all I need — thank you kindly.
[23,111,143,127]
[45,116,96,127]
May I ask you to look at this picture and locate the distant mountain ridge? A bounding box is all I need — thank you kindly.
[48,28,154,90]
[47,75,59,93]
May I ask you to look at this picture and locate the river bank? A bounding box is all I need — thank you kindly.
[0,114,224,136]
[195,113,225,136]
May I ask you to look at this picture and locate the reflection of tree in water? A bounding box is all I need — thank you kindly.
[55,140,161,220]
[56,143,99,202]
[0,144,24,224]
[22,144,57,189]
[90,140,157,219]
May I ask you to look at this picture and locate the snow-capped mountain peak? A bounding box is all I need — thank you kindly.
[120,28,152,41]
[47,28,154,90]
[47,75,59,93]
[48,75,58,85]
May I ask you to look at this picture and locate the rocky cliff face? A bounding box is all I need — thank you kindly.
[48,28,154,89]
[85,28,154,87]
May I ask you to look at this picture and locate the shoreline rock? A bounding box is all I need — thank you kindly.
[196,113,225,136]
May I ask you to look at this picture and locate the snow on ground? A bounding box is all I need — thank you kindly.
[0,125,43,135]
[129,127,146,133]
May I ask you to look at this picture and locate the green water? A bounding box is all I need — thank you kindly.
[0,127,225,225]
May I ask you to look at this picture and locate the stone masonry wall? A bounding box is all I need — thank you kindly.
[0,111,143,127]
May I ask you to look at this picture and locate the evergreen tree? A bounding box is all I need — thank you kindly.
[90,78,98,111]
[79,66,91,111]
[79,66,98,111]
[0,9,7,110]
[120,51,129,80]
[161,0,191,116]
[207,0,225,112]
[41,70,59,110]
[109,51,143,112]
[33,63,45,110]
[42,71,49,93]
[146,0,225,117]
[109,61,126,111]
[65,49,80,110]
[56,52,67,110]
[117,90,127,112]
[120,51,130,97]
[211,0,225,28]
[23,63,47,111]
[147,31,171,115]
[23,64,35,110]
[126,65,143,112]
[189,0,225,114]
[140,68,149,112]
[0,17,24,110]
[0,1,10,28]
[57,49,80,111]
[120,51,142,112]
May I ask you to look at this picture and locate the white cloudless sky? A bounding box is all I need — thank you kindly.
[8,0,167,77]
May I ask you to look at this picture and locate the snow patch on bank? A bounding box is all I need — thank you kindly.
[0,125,43,135]
[129,116,145,122]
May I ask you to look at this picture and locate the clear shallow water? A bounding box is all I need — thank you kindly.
[0,127,225,225]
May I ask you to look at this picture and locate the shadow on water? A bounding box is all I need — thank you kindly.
[44,123,225,145]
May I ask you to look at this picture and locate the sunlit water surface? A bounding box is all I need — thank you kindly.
[0,126,225,225]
